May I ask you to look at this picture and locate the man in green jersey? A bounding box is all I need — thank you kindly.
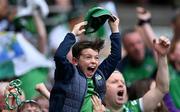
[92,36,170,112]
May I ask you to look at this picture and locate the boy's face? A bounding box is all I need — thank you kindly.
[75,48,99,78]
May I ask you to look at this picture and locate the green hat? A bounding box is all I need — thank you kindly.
[84,7,115,34]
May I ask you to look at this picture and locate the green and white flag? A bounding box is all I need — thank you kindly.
[0,32,52,79]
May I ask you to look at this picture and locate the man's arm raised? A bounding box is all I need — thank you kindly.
[142,36,170,112]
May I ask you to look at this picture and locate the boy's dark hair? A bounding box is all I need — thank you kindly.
[72,39,104,59]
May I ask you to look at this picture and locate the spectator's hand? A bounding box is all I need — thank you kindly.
[108,16,119,33]
[71,21,87,36]
[4,84,22,109]
[4,85,16,96]
[136,7,151,21]
[35,83,50,99]
[153,36,170,56]
[91,95,105,112]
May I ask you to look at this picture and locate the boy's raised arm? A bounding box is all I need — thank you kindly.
[99,16,121,79]
[108,16,119,33]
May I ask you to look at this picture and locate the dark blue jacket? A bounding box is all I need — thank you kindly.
[49,33,121,112]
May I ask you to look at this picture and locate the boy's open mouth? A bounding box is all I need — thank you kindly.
[87,67,96,72]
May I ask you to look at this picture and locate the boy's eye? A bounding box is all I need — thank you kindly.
[95,56,99,60]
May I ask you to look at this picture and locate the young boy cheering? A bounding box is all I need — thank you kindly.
[49,16,121,112]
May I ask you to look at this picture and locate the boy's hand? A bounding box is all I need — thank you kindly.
[108,16,119,33]
[153,36,170,57]
[71,21,87,36]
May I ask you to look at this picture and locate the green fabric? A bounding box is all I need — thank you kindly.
[19,67,48,99]
[85,25,106,40]
[80,78,97,112]
[124,99,142,112]
[0,60,15,79]
[96,26,106,39]
[169,65,180,108]
[106,99,142,112]
[123,56,156,87]
[13,16,37,34]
